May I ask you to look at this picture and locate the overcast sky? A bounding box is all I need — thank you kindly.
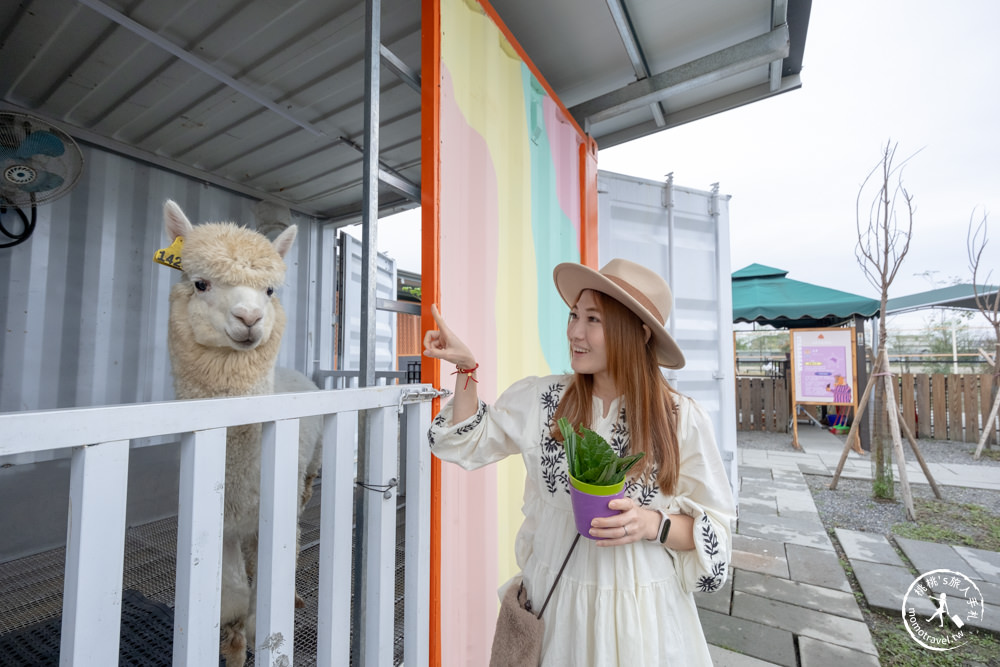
[372,0,998,327]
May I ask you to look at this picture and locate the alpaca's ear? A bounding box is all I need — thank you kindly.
[164,200,193,240]
[271,224,298,259]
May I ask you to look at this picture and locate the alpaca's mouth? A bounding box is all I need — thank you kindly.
[228,332,260,348]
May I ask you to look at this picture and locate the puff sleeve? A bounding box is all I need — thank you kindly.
[427,376,545,470]
[659,397,737,594]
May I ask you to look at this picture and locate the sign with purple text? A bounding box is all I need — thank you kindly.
[790,328,857,405]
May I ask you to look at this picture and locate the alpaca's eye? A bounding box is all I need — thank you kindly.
[266,287,274,297]
[194,280,209,292]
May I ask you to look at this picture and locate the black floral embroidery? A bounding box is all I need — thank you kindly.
[427,400,486,446]
[694,513,727,592]
[538,388,661,506]
[539,383,568,494]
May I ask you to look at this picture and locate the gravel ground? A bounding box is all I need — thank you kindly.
[738,430,1000,536]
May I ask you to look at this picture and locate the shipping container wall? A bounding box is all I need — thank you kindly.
[0,142,324,560]
[430,0,593,663]
[0,142,319,415]
[597,171,738,502]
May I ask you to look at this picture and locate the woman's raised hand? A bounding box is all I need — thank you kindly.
[423,304,476,369]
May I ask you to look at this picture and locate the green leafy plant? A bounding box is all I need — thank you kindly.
[558,417,644,486]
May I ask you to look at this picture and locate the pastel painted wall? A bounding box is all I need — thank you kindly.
[427,0,592,663]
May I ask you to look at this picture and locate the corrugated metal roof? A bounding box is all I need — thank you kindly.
[886,284,1000,315]
[0,0,810,222]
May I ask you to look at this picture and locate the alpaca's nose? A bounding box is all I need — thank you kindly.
[233,306,263,328]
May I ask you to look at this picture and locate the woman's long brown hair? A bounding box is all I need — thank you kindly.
[552,290,680,495]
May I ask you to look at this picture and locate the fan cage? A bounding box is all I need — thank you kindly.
[0,113,84,207]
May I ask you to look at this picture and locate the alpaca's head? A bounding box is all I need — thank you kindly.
[164,199,297,352]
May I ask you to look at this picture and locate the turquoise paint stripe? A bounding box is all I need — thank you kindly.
[521,65,578,374]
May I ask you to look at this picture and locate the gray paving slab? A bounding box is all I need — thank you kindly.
[733,533,786,558]
[797,463,830,476]
[730,591,877,655]
[734,570,863,621]
[895,536,973,576]
[732,546,790,579]
[739,466,774,480]
[785,543,852,593]
[954,545,1000,584]
[798,636,881,667]
[851,560,933,616]
[739,481,778,501]
[708,644,780,667]
[737,511,833,551]
[737,495,778,516]
[975,577,1000,601]
[835,528,906,567]
[775,488,820,515]
[977,601,1000,633]
[694,572,732,615]
[698,608,796,667]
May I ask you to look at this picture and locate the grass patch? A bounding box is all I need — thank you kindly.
[979,447,1000,462]
[892,498,1000,552]
[868,610,1000,666]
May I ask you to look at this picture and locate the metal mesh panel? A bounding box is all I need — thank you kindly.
[0,484,409,665]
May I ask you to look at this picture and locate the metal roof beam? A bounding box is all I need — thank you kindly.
[593,74,801,149]
[380,44,421,94]
[769,0,789,92]
[571,25,790,129]
[604,0,665,126]
[75,0,326,137]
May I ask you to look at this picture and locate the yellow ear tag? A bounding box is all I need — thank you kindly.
[154,236,184,271]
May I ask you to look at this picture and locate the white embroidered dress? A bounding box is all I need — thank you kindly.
[429,374,736,666]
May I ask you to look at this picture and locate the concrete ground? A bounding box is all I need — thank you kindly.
[696,424,1000,666]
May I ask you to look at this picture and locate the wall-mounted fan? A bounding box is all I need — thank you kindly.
[0,112,85,248]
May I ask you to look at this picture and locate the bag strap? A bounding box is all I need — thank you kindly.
[536,533,581,619]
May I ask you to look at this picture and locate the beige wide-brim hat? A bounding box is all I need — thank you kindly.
[553,258,685,369]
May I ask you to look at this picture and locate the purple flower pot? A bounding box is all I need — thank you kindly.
[569,483,625,539]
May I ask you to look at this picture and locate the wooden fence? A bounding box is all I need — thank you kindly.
[735,373,999,444]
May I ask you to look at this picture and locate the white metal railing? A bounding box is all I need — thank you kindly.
[0,384,437,666]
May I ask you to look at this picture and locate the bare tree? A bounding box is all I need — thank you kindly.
[968,210,1000,459]
[831,142,940,519]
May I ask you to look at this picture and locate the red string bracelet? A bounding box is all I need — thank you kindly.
[451,363,479,390]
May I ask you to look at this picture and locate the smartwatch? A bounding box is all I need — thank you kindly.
[654,509,671,544]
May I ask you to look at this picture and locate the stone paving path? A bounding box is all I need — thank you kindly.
[696,425,1000,665]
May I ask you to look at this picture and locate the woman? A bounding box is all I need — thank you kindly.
[424,259,736,665]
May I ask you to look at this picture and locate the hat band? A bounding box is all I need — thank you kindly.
[605,275,665,324]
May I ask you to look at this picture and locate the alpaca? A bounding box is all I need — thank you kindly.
[162,200,322,667]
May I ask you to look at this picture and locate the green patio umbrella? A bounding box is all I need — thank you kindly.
[732,264,880,329]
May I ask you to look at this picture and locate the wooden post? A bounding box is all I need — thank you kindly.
[883,374,917,521]
[830,349,883,490]
[948,374,963,441]
[895,406,943,499]
[776,377,789,433]
[901,373,916,436]
[931,374,947,439]
[965,376,980,444]
[916,374,931,439]
[975,391,1000,460]
[981,372,996,447]
[763,378,775,432]
[854,315,872,451]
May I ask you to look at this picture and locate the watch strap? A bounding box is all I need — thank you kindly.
[655,509,671,544]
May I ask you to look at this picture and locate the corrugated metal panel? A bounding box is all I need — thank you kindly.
[336,231,397,375]
[0,142,321,413]
[0,0,423,220]
[0,0,807,219]
[597,170,738,499]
